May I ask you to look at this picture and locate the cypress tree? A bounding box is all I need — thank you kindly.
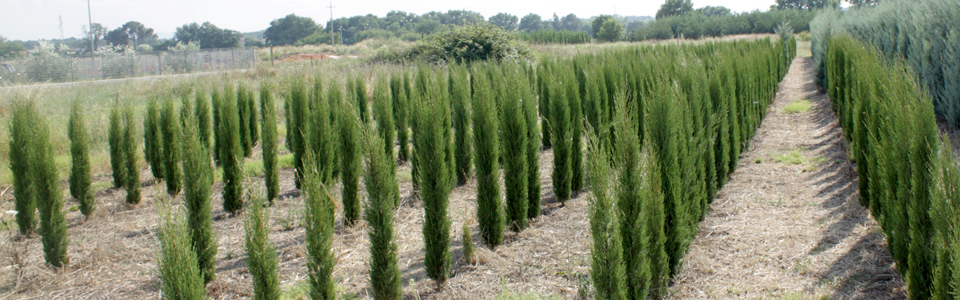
[449,64,473,185]
[144,98,165,182]
[261,83,280,202]
[537,62,553,149]
[414,72,453,284]
[352,76,370,123]
[471,67,504,247]
[339,92,363,226]
[641,145,670,298]
[161,98,183,195]
[182,106,217,284]
[10,99,37,235]
[462,223,475,265]
[549,71,572,204]
[122,106,141,205]
[522,75,542,219]
[644,82,686,276]
[302,152,336,300]
[390,72,410,162]
[585,131,626,300]
[326,79,343,182]
[219,88,244,214]
[372,75,400,206]
[69,99,94,217]
[312,78,337,184]
[238,84,254,157]
[613,96,651,299]
[109,101,126,188]
[287,79,309,189]
[32,105,69,268]
[211,89,223,166]
[569,73,584,194]
[196,89,213,153]
[157,204,206,300]
[248,88,260,150]
[364,123,402,300]
[244,193,281,300]
[497,66,528,232]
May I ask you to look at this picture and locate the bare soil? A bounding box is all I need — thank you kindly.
[667,57,905,299]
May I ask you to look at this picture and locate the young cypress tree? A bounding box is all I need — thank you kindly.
[237,83,254,157]
[497,66,528,232]
[287,79,309,189]
[196,89,213,153]
[537,62,553,149]
[449,64,473,185]
[122,106,141,205]
[219,88,245,214]
[30,106,69,268]
[364,123,403,300]
[585,131,626,300]
[354,76,369,123]
[613,96,651,300]
[161,98,183,195]
[644,82,686,276]
[521,73,542,219]
[244,193,281,300]
[569,74,584,194]
[109,100,126,188]
[157,205,206,300]
[550,71,573,204]
[391,72,410,162]
[414,72,453,284]
[462,223,475,265]
[247,88,260,150]
[470,67,504,247]
[312,78,337,184]
[10,99,37,235]
[325,79,344,182]
[339,94,363,226]
[372,75,400,206]
[69,99,94,217]
[641,144,670,299]
[211,89,223,166]
[261,83,280,202]
[144,98,165,182]
[181,107,217,284]
[302,152,336,300]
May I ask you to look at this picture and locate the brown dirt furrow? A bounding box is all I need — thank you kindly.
[667,56,905,299]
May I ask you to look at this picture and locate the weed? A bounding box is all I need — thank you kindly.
[783,98,811,114]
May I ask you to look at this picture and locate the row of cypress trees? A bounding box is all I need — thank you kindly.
[824,35,960,299]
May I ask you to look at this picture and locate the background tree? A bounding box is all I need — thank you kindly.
[265,14,320,46]
[775,0,839,10]
[175,22,242,49]
[489,13,519,31]
[560,14,583,31]
[0,36,27,59]
[519,14,543,32]
[656,0,694,19]
[596,18,624,42]
[695,6,732,17]
[82,23,108,52]
[106,21,157,48]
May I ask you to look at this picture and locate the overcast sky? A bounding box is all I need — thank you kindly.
[2,0,779,41]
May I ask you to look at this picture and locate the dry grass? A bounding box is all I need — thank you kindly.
[668,56,905,299]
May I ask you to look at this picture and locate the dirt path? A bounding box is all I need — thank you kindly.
[667,57,905,299]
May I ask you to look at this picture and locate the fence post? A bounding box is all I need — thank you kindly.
[270,46,274,66]
[231,48,236,69]
[158,52,163,76]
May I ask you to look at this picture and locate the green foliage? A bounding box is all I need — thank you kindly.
[497,64,529,232]
[390,72,410,162]
[285,79,309,189]
[69,99,94,217]
[10,99,37,235]
[656,0,694,19]
[518,30,591,45]
[363,123,403,300]
[161,97,183,195]
[244,193,281,300]
[122,105,141,205]
[31,104,69,268]
[238,84,257,157]
[144,98,165,182]
[157,204,207,300]
[174,21,241,49]
[470,65,504,247]
[595,18,624,42]
[302,152,336,300]
[265,14,320,46]
[181,102,217,284]
[261,83,280,202]
[0,35,26,59]
[448,65,473,186]
[585,132,626,300]
[372,75,400,206]
[217,86,244,214]
[413,70,453,283]
[462,223,475,265]
[196,91,213,154]
[521,72,542,219]
[547,63,573,204]
[403,24,532,64]
[314,79,338,185]
[630,9,816,41]
[109,101,126,188]
[339,89,363,227]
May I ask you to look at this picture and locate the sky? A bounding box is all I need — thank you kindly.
[1,0,779,41]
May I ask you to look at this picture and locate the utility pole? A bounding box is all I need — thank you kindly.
[327,2,335,46]
[87,0,96,72]
[59,16,64,40]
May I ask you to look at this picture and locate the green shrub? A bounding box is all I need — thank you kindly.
[196,89,213,153]
[339,91,363,227]
[244,193,281,300]
[302,152,336,300]
[449,64,473,185]
[238,84,254,157]
[181,104,217,284]
[470,65,504,247]
[144,98,165,182]
[522,71,542,219]
[157,204,206,300]
[122,106,141,205]
[518,30,591,45]
[548,67,573,204]
[69,99,94,217]
[585,129,626,300]
[9,99,37,235]
[33,106,69,268]
[321,79,342,183]
[260,83,280,202]
[372,75,400,206]
[218,86,245,214]
[161,98,183,195]
[363,123,402,300]
[390,72,410,162]
[403,24,532,64]
[462,223,475,265]
[109,101,126,188]
[286,79,309,189]
[496,65,528,232]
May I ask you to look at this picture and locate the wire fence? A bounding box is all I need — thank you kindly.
[1,47,258,85]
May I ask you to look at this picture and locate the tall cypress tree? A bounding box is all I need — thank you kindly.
[161,98,183,195]
[364,123,403,300]
[372,75,400,206]
[144,98,165,182]
[261,83,280,202]
[414,72,453,284]
[391,72,410,162]
[69,99,94,217]
[196,89,213,153]
[569,74,584,194]
[10,99,37,235]
[339,93,363,226]
[549,70,572,204]
[522,73,542,219]
[585,132,626,300]
[613,97,650,300]
[181,105,217,284]
[244,193,281,300]
[449,64,473,185]
[31,103,70,267]
[497,66,528,232]
[237,84,254,157]
[287,79,310,189]
[109,100,126,188]
[219,87,244,214]
[302,151,336,300]
[470,66,504,247]
[122,105,141,205]
[157,205,206,300]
